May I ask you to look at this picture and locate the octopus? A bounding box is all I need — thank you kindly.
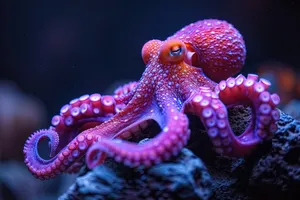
[24,19,280,180]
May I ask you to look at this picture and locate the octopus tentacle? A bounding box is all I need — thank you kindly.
[48,93,128,156]
[216,74,280,140]
[185,74,280,156]
[114,81,138,106]
[51,93,124,134]
[23,91,127,180]
[24,129,96,180]
[114,81,138,97]
[24,79,156,179]
[65,159,85,174]
[86,109,190,168]
[51,82,138,136]
[184,88,236,154]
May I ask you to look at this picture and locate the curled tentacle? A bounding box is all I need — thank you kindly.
[23,129,97,180]
[86,111,190,169]
[24,129,59,164]
[24,83,156,179]
[216,74,280,140]
[184,74,280,156]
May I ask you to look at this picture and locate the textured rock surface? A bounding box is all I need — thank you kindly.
[249,110,300,198]
[59,148,212,200]
[188,106,300,200]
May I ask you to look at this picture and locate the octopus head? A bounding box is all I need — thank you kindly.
[144,20,247,82]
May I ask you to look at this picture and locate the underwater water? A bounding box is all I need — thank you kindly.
[1,0,299,199]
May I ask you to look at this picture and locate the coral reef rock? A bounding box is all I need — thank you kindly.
[249,110,300,198]
[188,106,300,200]
[59,148,212,200]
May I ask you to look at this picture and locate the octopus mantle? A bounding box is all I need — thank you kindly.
[23,19,280,180]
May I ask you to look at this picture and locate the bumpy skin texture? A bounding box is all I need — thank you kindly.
[23,19,280,180]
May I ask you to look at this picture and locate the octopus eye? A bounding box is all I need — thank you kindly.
[170,46,182,57]
[159,39,186,64]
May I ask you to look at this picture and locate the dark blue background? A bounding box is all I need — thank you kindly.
[1,0,299,117]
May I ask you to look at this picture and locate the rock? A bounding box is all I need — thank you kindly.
[59,148,212,200]
[249,110,300,198]
[188,106,300,200]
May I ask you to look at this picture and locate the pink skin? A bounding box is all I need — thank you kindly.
[23,19,280,180]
